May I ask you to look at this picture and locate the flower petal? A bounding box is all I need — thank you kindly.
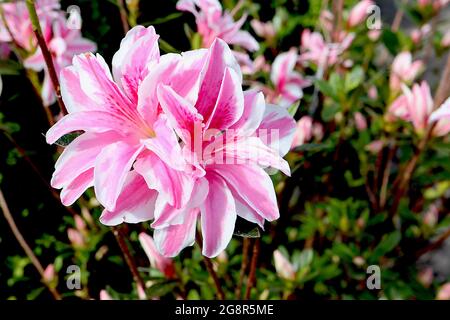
[200,173,236,258]
[153,208,199,257]
[60,168,94,206]
[100,171,157,226]
[94,141,144,211]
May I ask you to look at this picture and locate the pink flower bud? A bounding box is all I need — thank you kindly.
[418,267,434,287]
[273,250,296,280]
[74,215,86,233]
[348,0,374,28]
[437,283,450,300]
[99,290,113,300]
[43,264,55,283]
[68,228,85,247]
[354,112,368,131]
[138,232,176,279]
[365,140,384,154]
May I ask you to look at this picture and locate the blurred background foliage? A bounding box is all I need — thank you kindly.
[1,0,450,300]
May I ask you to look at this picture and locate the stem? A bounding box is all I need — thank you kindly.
[391,0,408,32]
[195,231,225,300]
[235,237,250,299]
[0,131,78,217]
[0,188,62,300]
[244,238,260,300]
[25,0,67,115]
[416,226,450,258]
[0,6,54,126]
[331,0,344,42]
[117,0,130,34]
[112,226,147,299]
[379,144,396,210]
[389,54,450,216]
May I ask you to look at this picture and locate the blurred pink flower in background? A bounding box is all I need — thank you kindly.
[423,204,439,227]
[354,112,368,131]
[347,0,374,28]
[251,19,276,43]
[153,39,294,258]
[176,0,259,52]
[368,85,378,100]
[139,232,175,279]
[387,82,450,136]
[437,283,450,300]
[99,290,113,300]
[273,250,296,280]
[390,52,423,92]
[299,29,354,68]
[442,30,450,48]
[291,116,323,149]
[410,24,431,45]
[24,16,96,106]
[418,0,450,11]
[268,48,310,107]
[43,264,56,283]
[418,267,434,288]
[67,228,85,247]
[0,0,60,51]
[365,140,384,154]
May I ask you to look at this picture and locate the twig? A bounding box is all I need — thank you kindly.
[196,231,225,300]
[244,238,260,300]
[0,130,78,217]
[391,0,408,32]
[331,0,344,42]
[379,144,396,210]
[25,0,67,115]
[416,226,450,258]
[0,6,54,126]
[117,0,130,34]
[389,54,450,216]
[112,226,147,299]
[235,237,251,299]
[0,188,62,300]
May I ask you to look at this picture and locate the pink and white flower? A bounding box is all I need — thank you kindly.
[176,0,259,52]
[291,116,323,149]
[386,82,450,136]
[152,39,295,258]
[299,29,354,68]
[347,0,374,28]
[46,26,195,221]
[267,49,310,108]
[0,0,60,51]
[390,52,423,92]
[24,15,96,106]
[273,250,296,280]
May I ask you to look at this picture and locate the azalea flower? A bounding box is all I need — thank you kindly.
[24,15,96,106]
[273,250,296,280]
[389,52,423,92]
[299,29,354,68]
[152,39,295,258]
[0,0,60,51]
[251,19,275,43]
[291,116,323,149]
[266,49,310,108]
[354,112,368,131]
[139,232,175,279]
[386,82,450,136]
[176,0,259,51]
[46,26,195,219]
[347,0,374,28]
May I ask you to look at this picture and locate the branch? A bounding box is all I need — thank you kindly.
[0,188,62,300]
[244,238,260,300]
[25,0,67,115]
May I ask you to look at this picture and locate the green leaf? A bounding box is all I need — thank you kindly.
[141,12,183,26]
[0,60,22,75]
[315,79,336,100]
[382,29,400,55]
[54,132,82,147]
[147,281,178,298]
[372,231,401,261]
[345,66,364,92]
[233,217,260,238]
[159,38,180,53]
[288,101,300,117]
[321,104,341,122]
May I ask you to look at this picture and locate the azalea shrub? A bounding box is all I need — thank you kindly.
[1,0,450,301]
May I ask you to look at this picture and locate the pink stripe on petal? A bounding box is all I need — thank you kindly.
[200,173,236,258]
[211,164,280,221]
[94,142,144,211]
[153,209,199,257]
[100,171,157,226]
[60,168,94,206]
